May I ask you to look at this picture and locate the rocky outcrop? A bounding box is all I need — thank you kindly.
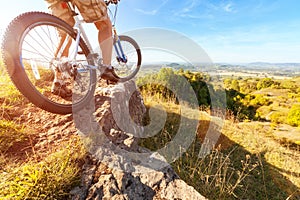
[71,80,207,200]
[71,160,206,200]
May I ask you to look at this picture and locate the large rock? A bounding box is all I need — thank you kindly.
[71,80,207,200]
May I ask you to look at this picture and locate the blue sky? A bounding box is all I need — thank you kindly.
[1,0,300,63]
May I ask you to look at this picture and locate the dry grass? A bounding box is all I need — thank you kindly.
[140,96,300,199]
[224,121,300,195]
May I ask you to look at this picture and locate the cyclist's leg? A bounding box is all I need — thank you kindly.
[74,0,118,81]
[45,0,75,58]
[94,19,113,66]
[45,0,75,96]
[95,20,119,82]
[71,0,112,65]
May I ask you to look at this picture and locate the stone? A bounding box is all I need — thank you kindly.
[70,80,207,200]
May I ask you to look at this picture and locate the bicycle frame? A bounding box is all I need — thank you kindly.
[60,1,127,70]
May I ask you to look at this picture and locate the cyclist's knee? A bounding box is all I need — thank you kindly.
[94,19,112,32]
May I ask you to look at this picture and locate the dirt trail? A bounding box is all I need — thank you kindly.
[2,98,76,162]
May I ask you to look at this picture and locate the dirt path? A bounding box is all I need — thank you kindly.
[2,99,77,162]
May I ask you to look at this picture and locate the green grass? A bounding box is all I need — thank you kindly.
[0,53,87,199]
[0,56,27,122]
[0,120,28,153]
[0,137,86,200]
[0,58,24,104]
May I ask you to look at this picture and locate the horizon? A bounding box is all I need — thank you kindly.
[1,1,300,63]
[141,60,300,65]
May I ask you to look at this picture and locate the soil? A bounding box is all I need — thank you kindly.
[2,99,77,163]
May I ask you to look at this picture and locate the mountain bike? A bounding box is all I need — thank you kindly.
[1,0,141,114]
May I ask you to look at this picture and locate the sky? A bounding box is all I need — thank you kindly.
[0,0,300,63]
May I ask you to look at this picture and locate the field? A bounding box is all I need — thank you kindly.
[137,67,300,199]
[139,95,300,200]
[0,57,300,199]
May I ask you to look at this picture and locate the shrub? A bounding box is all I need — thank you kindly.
[270,111,287,124]
[256,78,275,90]
[249,94,271,107]
[280,80,297,90]
[137,68,211,107]
[287,104,300,127]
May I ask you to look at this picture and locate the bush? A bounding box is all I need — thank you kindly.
[137,68,211,107]
[287,104,300,127]
[270,112,287,124]
[249,94,271,107]
[280,80,297,90]
[256,78,275,90]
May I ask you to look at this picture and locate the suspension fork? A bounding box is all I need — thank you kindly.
[113,26,127,63]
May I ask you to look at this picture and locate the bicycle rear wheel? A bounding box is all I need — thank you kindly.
[111,35,141,82]
[1,12,96,114]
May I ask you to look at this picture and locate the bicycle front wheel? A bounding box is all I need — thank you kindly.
[1,12,96,114]
[111,35,142,82]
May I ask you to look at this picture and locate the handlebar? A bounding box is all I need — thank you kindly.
[62,0,119,6]
[105,0,120,6]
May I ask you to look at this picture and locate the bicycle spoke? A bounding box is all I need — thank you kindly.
[24,27,53,57]
[20,22,91,105]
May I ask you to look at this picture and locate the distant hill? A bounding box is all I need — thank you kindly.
[140,61,300,78]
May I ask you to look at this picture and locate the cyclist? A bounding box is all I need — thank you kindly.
[44,0,118,97]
